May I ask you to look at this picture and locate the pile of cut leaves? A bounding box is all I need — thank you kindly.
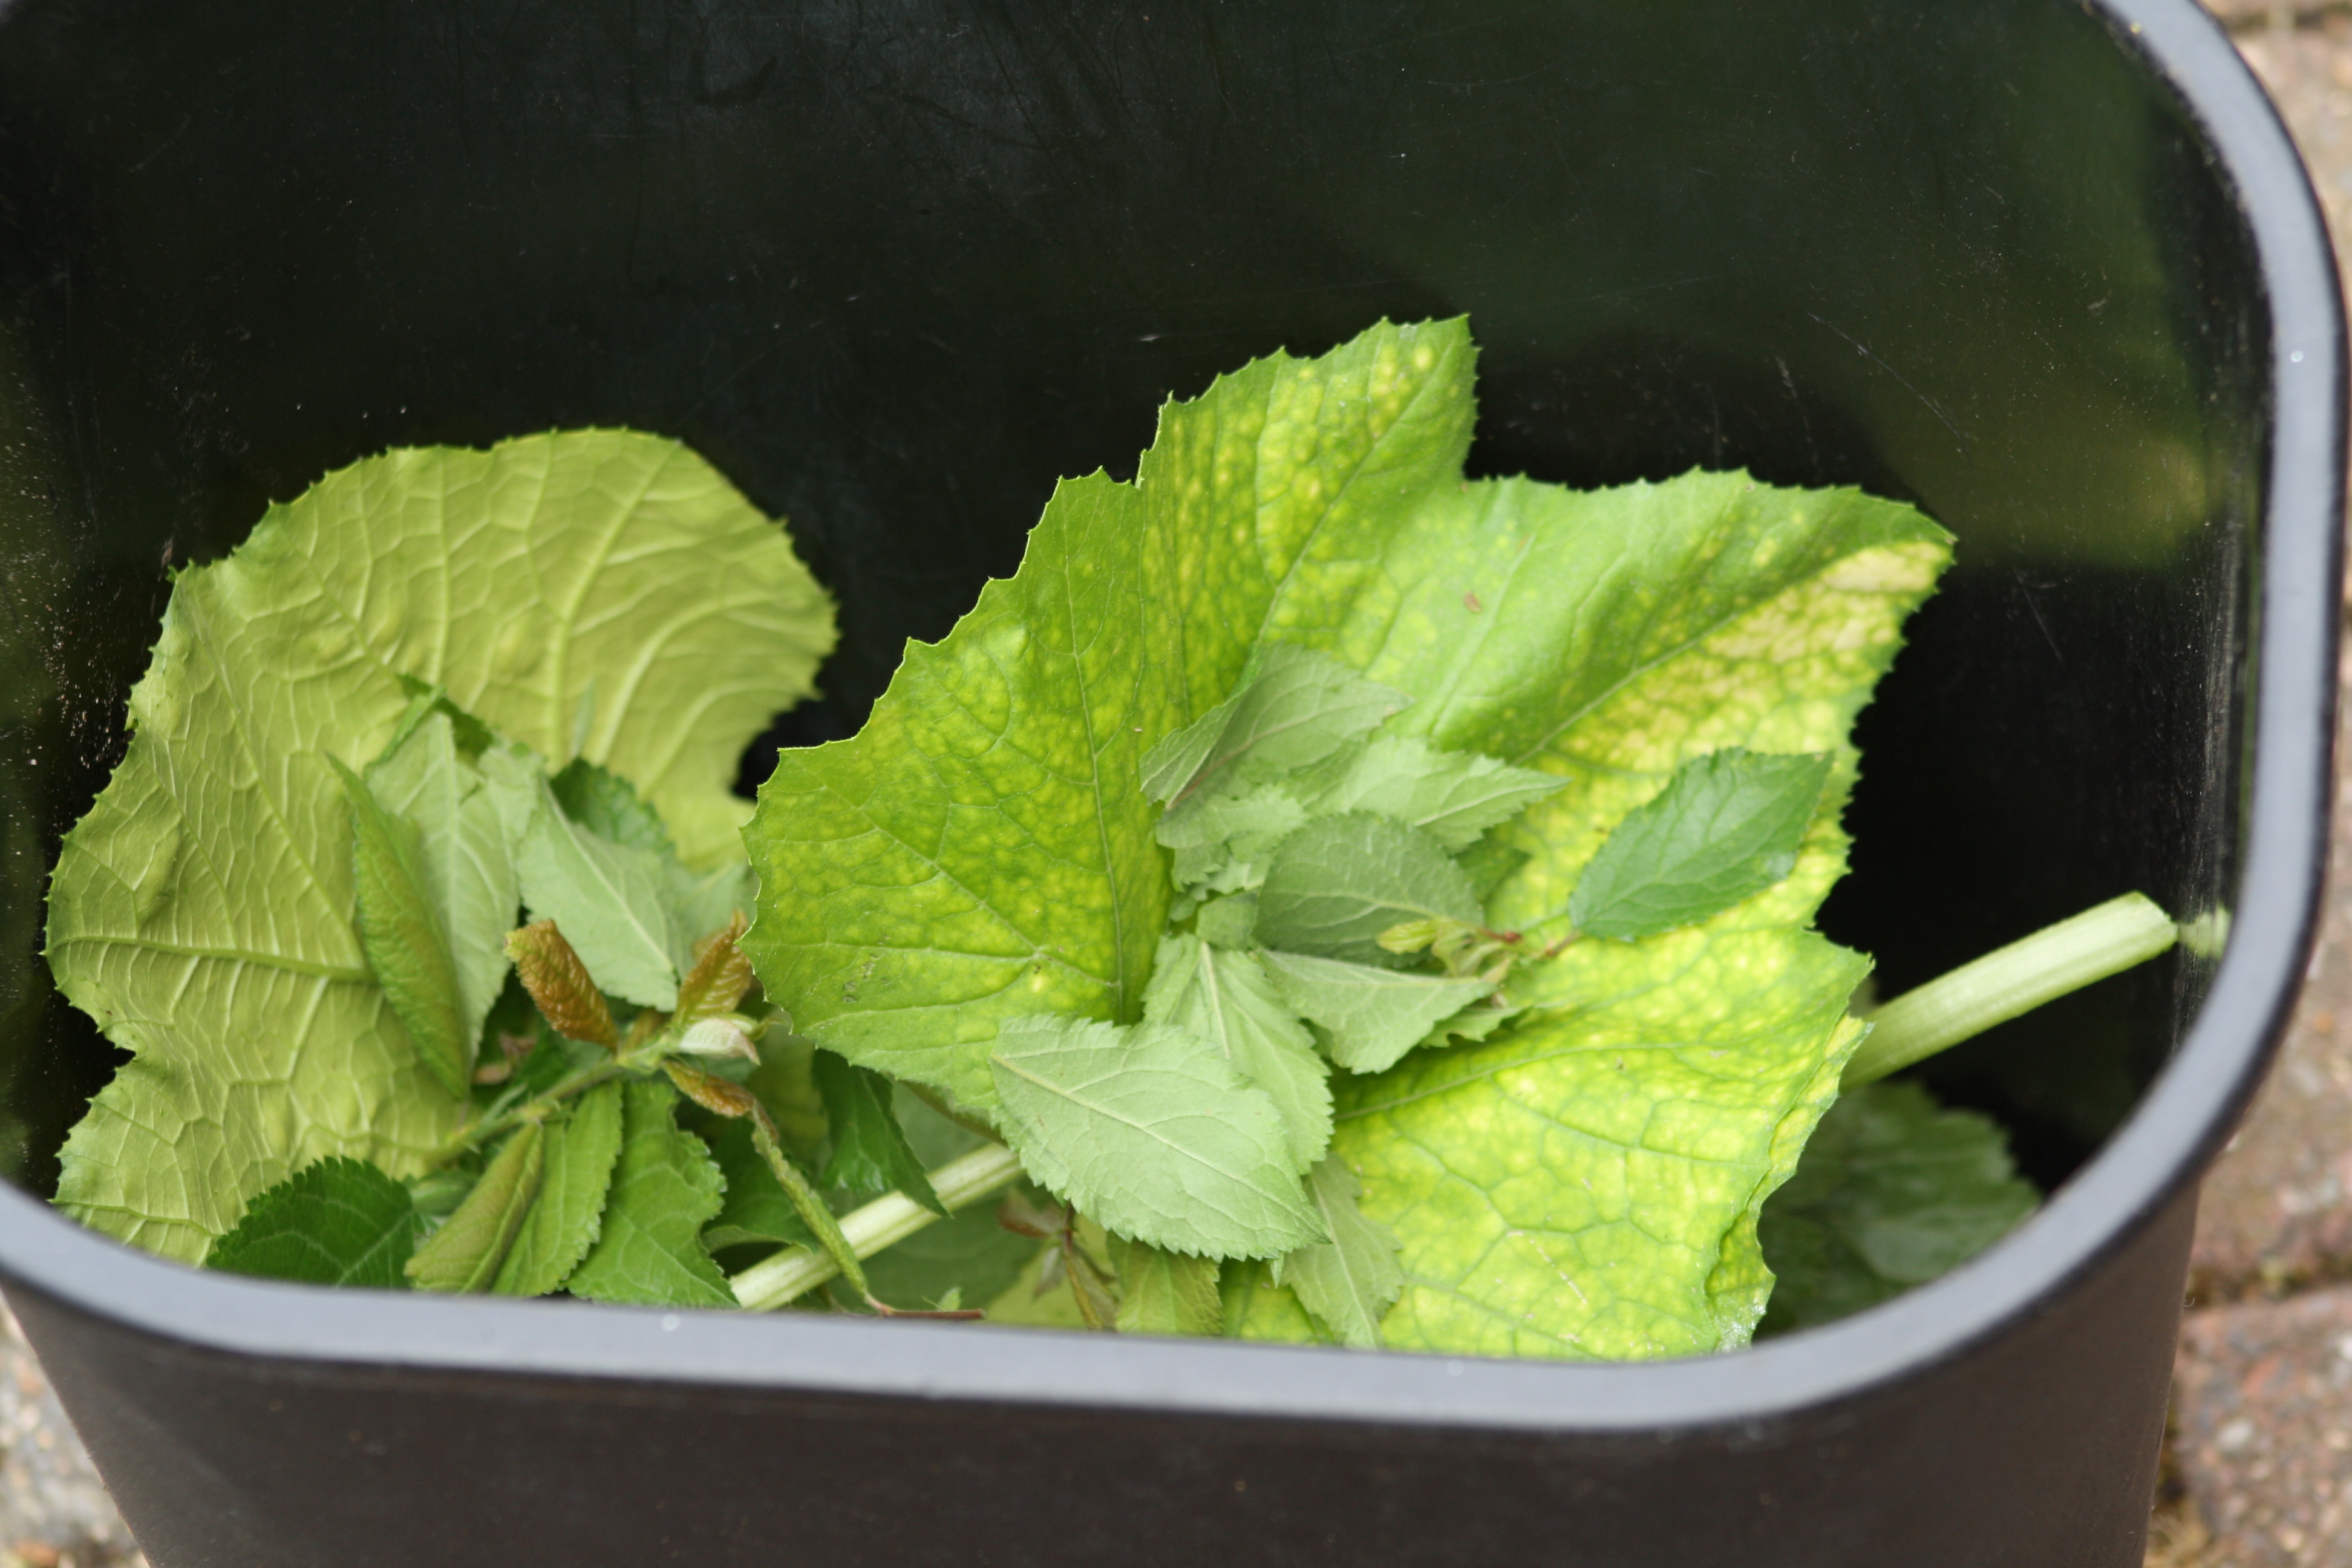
[44,321,2072,1354]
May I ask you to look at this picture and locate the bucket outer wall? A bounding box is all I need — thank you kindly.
[0,0,2339,1563]
[6,1186,2198,1567]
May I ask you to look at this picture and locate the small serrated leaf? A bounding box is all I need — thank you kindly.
[1192,893,1259,950]
[406,1123,547,1293]
[1456,834,1530,904]
[1142,933,1331,1171]
[1258,950,1491,1074]
[813,1051,949,1214]
[668,860,755,956]
[1255,812,1481,968]
[1111,1235,1224,1336]
[515,779,682,1010]
[492,1080,626,1297]
[988,1017,1326,1261]
[550,757,676,858]
[566,1079,732,1307]
[206,1157,422,1289]
[1143,644,1411,808]
[363,713,530,1053]
[333,757,472,1100]
[1422,999,1524,1049]
[1273,1157,1402,1348]
[1154,780,1308,857]
[1302,734,1564,851]
[1568,748,1832,941]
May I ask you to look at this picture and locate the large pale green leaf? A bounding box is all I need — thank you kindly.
[1315,943,1869,1358]
[742,319,1946,1354]
[1235,465,1948,1357]
[744,320,1477,1111]
[48,430,832,1262]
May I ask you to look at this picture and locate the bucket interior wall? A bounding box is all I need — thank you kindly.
[0,0,2263,1196]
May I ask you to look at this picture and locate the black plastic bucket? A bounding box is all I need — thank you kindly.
[0,1,2338,1563]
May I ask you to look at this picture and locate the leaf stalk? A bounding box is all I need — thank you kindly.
[1841,892,2178,1088]
[731,1142,1027,1312]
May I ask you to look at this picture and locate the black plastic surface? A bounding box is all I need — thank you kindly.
[0,0,2337,1563]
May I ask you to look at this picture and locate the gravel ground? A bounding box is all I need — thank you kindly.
[2153,12,2352,1566]
[0,9,2344,1568]
[0,1311,137,1568]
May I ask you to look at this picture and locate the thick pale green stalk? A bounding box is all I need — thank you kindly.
[1842,892,2178,1088]
[733,1143,1025,1311]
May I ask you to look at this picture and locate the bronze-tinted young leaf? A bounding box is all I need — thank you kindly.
[1567,748,1833,941]
[813,1051,948,1214]
[406,1123,547,1293]
[207,1157,421,1289]
[333,758,472,1099]
[492,1082,626,1297]
[505,919,618,1050]
[675,910,755,1025]
[663,1058,763,1121]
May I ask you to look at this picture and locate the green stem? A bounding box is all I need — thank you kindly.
[1841,892,2179,1088]
[732,1142,1026,1312]
[428,1058,626,1165]
[748,1116,874,1301]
